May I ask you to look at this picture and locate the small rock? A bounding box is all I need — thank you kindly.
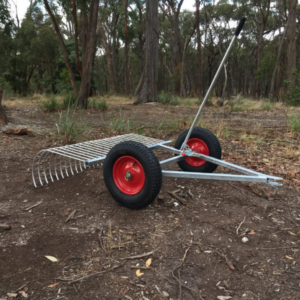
[7,293,18,298]
[217,296,232,300]
[162,291,169,297]
[242,237,249,243]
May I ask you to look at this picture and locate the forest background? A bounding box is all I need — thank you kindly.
[0,0,299,108]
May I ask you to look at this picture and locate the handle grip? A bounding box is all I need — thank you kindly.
[235,17,246,36]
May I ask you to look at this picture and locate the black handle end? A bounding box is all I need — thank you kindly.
[235,17,246,36]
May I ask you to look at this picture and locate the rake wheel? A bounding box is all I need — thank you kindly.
[175,127,222,173]
[103,141,162,209]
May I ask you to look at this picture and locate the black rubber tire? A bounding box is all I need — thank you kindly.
[103,141,162,209]
[174,127,222,173]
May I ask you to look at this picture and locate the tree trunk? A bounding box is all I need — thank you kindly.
[77,0,100,108]
[269,29,287,101]
[43,0,78,94]
[0,90,7,125]
[285,0,297,88]
[98,22,118,93]
[196,0,202,97]
[134,0,158,104]
[72,0,82,78]
[124,0,130,94]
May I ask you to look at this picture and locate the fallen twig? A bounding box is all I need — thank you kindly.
[14,283,28,293]
[56,264,123,283]
[65,210,76,222]
[228,182,245,193]
[98,229,106,253]
[236,216,246,235]
[0,223,11,231]
[187,189,194,199]
[24,201,43,211]
[214,249,235,270]
[168,191,187,205]
[171,240,196,299]
[120,251,155,261]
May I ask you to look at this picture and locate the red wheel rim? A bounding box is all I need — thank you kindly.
[185,138,209,167]
[113,156,145,195]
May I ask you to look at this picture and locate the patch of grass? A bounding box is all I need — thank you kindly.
[261,102,273,111]
[39,96,59,112]
[288,113,300,133]
[55,106,93,144]
[88,98,108,111]
[109,109,134,134]
[61,92,78,109]
[158,92,179,106]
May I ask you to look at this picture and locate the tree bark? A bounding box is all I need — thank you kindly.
[269,29,287,101]
[285,0,297,88]
[72,0,82,78]
[124,0,130,94]
[196,0,202,97]
[0,90,7,125]
[43,0,78,94]
[77,0,100,108]
[134,0,158,104]
[98,22,118,93]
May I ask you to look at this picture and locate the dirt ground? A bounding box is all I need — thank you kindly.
[0,98,300,300]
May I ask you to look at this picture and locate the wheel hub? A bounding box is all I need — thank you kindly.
[125,171,132,181]
[113,156,145,195]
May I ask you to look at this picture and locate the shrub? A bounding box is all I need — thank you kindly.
[288,113,300,133]
[55,106,92,144]
[88,98,108,111]
[158,92,179,106]
[285,70,300,106]
[39,96,59,112]
[61,92,78,109]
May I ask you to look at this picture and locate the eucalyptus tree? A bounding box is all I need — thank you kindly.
[43,0,100,108]
[134,0,159,103]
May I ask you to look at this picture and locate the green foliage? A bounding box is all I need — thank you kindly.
[88,98,109,111]
[39,96,59,112]
[158,92,179,106]
[285,70,300,106]
[55,106,93,144]
[288,113,300,133]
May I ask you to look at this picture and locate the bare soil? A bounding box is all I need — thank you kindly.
[0,100,300,300]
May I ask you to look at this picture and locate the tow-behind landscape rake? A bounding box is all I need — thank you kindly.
[32,18,283,209]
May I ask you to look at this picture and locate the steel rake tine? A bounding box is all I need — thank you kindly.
[32,151,43,188]
[37,151,48,187]
[63,156,69,177]
[69,158,75,176]
[74,159,79,173]
[48,153,55,183]
[54,154,60,181]
[59,155,65,179]
[42,151,51,185]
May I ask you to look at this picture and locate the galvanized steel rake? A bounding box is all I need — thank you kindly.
[31,18,283,209]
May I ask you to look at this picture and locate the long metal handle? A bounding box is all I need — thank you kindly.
[180,18,246,151]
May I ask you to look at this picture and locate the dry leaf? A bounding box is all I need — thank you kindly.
[285,255,293,260]
[45,255,58,262]
[145,258,152,267]
[48,283,60,288]
[136,269,144,277]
